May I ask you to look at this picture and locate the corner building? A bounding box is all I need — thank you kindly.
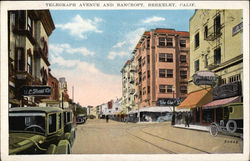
[134,28,190,108]
[178,10,243,125]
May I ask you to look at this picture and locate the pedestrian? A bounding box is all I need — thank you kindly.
[106,115,109,123]
[185,112,189,127]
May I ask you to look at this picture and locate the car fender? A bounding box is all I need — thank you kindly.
[56,140,71,154]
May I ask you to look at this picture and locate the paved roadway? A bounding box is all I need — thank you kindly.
[72,119,243,154]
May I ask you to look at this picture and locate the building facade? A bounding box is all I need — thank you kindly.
[178,9,243,125]
[133,28,190,108]
[121,58,137,113]
[8,10,55,107]
[58,77,70,108]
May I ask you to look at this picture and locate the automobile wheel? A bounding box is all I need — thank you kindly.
[210,124,218,136]
[226,120,237,133]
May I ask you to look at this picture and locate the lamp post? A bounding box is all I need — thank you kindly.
[171,87,176,125]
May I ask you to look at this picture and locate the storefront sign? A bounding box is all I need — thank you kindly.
[192,71,218,86]
[20,86,51,96]
[213,81,241,100]
[232,22,243,36]
[157,98,182,106]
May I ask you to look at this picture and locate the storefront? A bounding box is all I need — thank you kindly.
[177,88,213,125]
[202,81,242,124]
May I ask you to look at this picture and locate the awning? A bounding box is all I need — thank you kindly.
[202,96,241,109]
[177,88,212,109]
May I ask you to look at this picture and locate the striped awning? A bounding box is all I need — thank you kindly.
[203,96,241,109]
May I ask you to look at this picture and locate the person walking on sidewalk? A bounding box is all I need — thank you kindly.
[185,112,190,127]
[106,115,109,123]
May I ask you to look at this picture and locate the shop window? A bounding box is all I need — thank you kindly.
[180,70,187,79]
[214,47,221,65]
[203,109,214,123]
[49,113,57,133]
[159,37,165,46]
[180,86,187,94]
[180,55,187,63]
[180,40,186,48]
[194,59,200,72]
[166,38,173,47]
[195,32,200,48]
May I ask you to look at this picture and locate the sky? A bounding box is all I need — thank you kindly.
[48,10,195,107]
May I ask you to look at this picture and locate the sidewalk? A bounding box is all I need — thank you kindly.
[174,124,209,132]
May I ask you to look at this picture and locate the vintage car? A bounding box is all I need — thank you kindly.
[9,106,76,154]
[209,103,243,136]
[76,114,87,124]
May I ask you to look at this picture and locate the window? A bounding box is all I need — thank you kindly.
[10,12,16,26]
[159,69,166,78]
[167,69,173,78]
[204,25,208,39]
[49,114,56,133]
[58,113,62,130]
[195,60,200,72]
[27,16,32,33]
[180,40,186,48]
[147,70,150,78]
[159,37,165,46]
[147,55,150,64]
[147,86,150,94]
[214,15,221,35]
[167,85,173,93]
[147,39,150,48]
[195,32,200,48]
[205,55,208,68]
[143,87,146,95]
[159,85,167,93]
[214,47,221,65]
[180,71,187,79]
[142,72,146,81]
[229,74,241,83]
[180,86,187,94]
[16,48,25,71]
[27,49,32,74]
[166,38,173,47]
[142,57,146,66]
[180,55,187,63]
[221,78,227,85]
[159,53,173,62]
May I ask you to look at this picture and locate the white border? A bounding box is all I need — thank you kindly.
[1,1,249,161]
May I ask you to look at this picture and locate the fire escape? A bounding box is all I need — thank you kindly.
[204,10,223,71]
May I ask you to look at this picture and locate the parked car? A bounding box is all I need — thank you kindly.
[76,114,87,124]
[9,106,76,154]
[209,103,243,136]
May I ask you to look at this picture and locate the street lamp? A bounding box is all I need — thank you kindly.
[171,87,175,125]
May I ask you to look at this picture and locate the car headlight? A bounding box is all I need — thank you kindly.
[38,140,43,144]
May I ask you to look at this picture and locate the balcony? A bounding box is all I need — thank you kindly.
[204,25,222,41]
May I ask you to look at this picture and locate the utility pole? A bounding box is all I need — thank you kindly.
[72,86,74,101]
[62,92,64,109]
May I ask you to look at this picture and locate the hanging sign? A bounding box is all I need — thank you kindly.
[20,86,51,96]
[192,71,218,86]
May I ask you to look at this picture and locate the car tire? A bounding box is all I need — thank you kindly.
[226,120,237,133]
[209,123,218,136]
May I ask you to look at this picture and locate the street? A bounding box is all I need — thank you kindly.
[72,119,243,154]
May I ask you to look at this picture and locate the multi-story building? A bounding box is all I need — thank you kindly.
[8,10,55,107]
[58,77,70,108]
[178,10,243,125]
[121,57,137,113]
[133,28,190,108]
[39,69,60,107]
